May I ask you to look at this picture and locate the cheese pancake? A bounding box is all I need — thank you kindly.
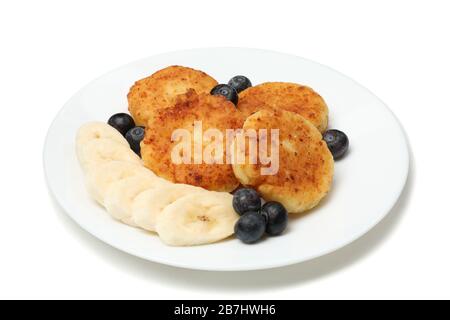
[238,82,329,132]
[128,65,218,126]
[232,109,334,213]
[141,90,244,192]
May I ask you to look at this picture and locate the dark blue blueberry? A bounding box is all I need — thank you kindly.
[323,129,349,160]
[125,126,145,156]
[210,84,238,105]
[234,211,266,244]
[261,201,288,236]
[228,75,252,93]
[232,188,261,215]
[108,113,135,136]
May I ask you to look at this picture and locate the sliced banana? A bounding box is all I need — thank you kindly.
[155,192,239,246]
[77,138,142,172]
[132,184,206,232]
[76,122,240,246]
[85,160,155,206]
[76,122,128,160]
[104,174,169,226]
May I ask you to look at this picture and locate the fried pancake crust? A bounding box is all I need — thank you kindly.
[128,65,218,126]
[141,90,244,192]
[238,82,329,132]
[232,109,334,213]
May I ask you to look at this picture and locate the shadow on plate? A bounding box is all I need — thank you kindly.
[52,147,414,292]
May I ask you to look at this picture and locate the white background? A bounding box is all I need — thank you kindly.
[0,0,449,299]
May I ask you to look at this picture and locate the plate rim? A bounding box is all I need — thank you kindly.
[43,47,410,271]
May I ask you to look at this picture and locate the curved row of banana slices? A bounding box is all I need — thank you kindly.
[75,122,239,246]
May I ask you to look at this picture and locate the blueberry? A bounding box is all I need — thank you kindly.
[234,211,266,244]
[126,126,145,156]
[323,129,349,160]
[210,84,238,105]
[232,188,261,215]
[228,76,252,93]
[261,202,288,236]
[108,113,135,136]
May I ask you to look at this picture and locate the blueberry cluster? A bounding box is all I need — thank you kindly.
[210,75,252,106]
[232,188,288,244]
[107,113,145,156]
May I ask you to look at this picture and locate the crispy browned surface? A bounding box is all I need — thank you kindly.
[238,82,329,132]
[141,90,245,192]
[128,65,218,126]
[232,109,334,213]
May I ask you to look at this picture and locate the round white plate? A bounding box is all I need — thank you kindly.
[44,48,409,271]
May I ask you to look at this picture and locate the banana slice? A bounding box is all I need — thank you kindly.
[76,122,128,160]
[104,174,169,226]
[155,192,239,246]
[85,160,155,206]
[77,138,142,172]
[132,184,206,232]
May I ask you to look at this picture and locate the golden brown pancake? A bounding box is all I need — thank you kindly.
[141,90,244,192]
[128,65,218,126]
[232,109,334,213]
[238,82,329,132]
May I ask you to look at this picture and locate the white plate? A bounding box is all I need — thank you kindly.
[44,48,409,271]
